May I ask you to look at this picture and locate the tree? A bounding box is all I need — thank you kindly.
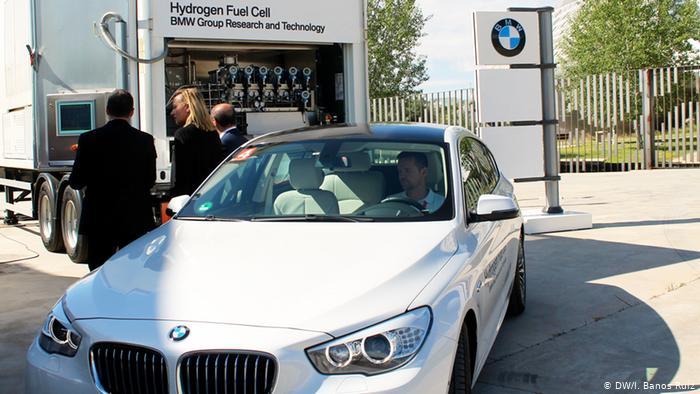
[560,0,700,78]
[367,0,429,98]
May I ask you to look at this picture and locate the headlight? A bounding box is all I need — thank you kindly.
[306,307,431,375]
[38,301,81,357]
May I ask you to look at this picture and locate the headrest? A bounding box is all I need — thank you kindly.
[289,158,324,190]
[336,151,372,172]
[425,151,443,189]
[324,172,385,204]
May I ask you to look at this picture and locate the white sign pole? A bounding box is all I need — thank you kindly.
[473,7,592,233]
[540,9,563,213]
[510,7,562,213]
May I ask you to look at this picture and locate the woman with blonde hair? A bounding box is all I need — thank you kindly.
[169,87,222,196]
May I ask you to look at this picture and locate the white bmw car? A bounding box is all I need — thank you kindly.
[26,123,526,394]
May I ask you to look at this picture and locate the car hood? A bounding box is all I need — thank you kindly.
[64,219,458,336]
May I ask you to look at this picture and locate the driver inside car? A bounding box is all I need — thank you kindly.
[389,151,445,213]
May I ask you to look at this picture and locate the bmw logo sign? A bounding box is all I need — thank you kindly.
[169,325,190,341]
[491,18,526,57]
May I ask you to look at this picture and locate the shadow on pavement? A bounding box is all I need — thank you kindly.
[13,223,41,237]
[0,263,83,394]
[592,217,700,229]
[475,235,700,394]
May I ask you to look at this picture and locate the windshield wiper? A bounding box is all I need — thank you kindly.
[176,215,243,222]
[250,215,374,222]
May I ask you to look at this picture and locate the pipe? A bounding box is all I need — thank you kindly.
[97,12,167,64]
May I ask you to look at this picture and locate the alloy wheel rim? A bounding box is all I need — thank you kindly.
[39,195,52,240]
[63,200,78,251]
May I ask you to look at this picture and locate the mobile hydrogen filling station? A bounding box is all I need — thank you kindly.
[0,0,369,262]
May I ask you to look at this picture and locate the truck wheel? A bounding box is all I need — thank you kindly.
[61,186,89,263]
[38,181,64,252]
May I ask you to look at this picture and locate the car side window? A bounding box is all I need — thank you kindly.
[459,137,499,212]
[472,140,499,192]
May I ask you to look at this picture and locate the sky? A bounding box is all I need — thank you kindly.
[415,0,558,92]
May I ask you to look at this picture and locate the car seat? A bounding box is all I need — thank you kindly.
[320,152,385,214]
[425,151,445,195]
[273,158,339,215]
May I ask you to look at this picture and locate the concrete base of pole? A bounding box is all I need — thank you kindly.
[522,208,592,235]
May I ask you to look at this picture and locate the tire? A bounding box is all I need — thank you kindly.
[37,181,64,252]
[448,322,473,394]
[507,233,526,316]
[61,186,89,263]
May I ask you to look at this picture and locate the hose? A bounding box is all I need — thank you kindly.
[96,12,168,64]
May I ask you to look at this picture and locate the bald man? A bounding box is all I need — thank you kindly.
[211,103,248,157]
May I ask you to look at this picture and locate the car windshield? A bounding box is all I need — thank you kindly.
[176,138,453,222]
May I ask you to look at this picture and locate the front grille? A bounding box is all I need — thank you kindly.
[179,352,277,394]
[90,342,168,394]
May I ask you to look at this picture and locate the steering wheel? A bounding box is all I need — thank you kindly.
[378,197,425,211]
[354,197,426,218]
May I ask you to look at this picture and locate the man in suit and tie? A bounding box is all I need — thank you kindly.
[211,103,248,158]
[69,89,157,271]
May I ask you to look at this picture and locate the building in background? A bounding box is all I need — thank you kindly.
[552,0,582,63]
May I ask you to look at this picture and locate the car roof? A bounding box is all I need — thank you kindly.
[251,123,452,145]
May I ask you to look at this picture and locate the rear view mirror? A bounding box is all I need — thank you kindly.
[472,194,519,222]
[166,195,190,217]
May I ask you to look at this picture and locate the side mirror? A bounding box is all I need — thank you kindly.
[166,195,190,217]
[472,194,519,222]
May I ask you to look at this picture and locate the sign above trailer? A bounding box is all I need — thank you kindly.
[154,0,364,43]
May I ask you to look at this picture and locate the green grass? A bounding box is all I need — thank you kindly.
[558,130,699,164]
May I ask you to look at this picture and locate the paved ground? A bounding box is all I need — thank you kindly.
[1,169,699,393]
[476,169,700,394]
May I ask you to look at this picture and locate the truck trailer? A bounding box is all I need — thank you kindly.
[0,0,369,262]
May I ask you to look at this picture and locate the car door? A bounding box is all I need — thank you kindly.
[469,139,517,314]
[459,137,510,361]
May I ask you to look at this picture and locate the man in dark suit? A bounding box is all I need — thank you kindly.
[211,103,248,157]
[69,89,157,271]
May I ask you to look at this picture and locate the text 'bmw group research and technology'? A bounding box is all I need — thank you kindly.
[169,2,327,34]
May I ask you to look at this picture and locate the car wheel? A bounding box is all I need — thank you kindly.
[448,323,473,394]
[507,232,526,316]
[38,181,64,252]
[61,186,89,263]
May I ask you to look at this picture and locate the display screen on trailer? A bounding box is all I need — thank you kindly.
[57,101,95,136]
[153,0,363,43]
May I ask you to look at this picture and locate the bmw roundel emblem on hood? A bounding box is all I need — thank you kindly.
[169,325,190,341]
[491,18,526,57]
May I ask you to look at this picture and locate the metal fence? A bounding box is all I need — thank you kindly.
[557,66,700,172]
[370,65,700,173]
[370,89,479,131]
